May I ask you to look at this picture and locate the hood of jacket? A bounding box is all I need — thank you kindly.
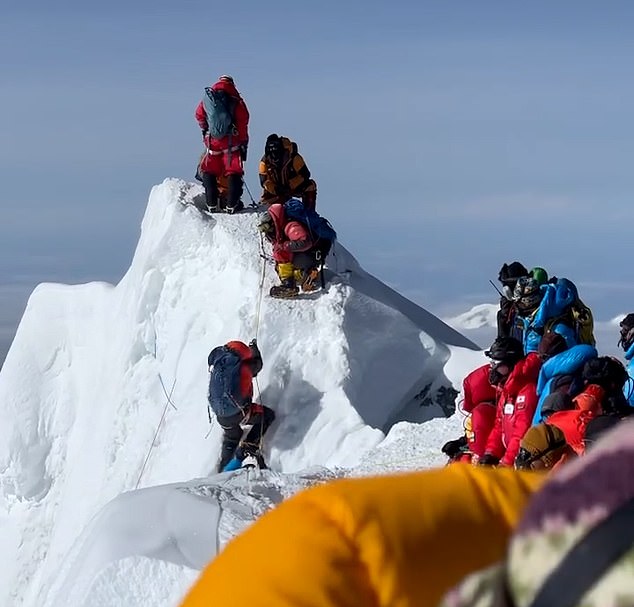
[537,344,598,395]
[504,352,542,397]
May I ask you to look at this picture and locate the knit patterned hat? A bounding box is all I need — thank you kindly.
[439,419,634,607]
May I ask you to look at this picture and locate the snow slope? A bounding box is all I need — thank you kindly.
[0,178,478,607]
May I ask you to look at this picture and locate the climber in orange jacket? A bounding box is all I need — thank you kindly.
[179,465,543,607]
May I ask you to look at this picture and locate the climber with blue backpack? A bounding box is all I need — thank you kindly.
[195,75,250,214]
[207,339,275,472]
[257,200,337,298]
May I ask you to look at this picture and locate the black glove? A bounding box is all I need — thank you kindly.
[479,454,500,466]
[514,448,535,470]
[240,144,248,162]
[441,436,467,459]
[202,129,208,140]
[248,338,261,359]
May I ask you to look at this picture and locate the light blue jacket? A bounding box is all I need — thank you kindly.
[533,344,597,425]
[519,279,578,354]
[624,342,634,406]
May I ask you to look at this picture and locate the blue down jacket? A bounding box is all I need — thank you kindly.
[532,343,597,425]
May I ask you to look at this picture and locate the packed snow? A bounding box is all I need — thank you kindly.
[1,178,487,607]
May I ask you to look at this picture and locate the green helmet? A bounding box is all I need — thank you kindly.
[530,267,549,286]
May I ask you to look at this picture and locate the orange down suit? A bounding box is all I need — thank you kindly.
[179,465,544,607]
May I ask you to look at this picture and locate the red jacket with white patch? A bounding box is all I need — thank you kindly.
[485,353,542,466]
[462,364,498,459]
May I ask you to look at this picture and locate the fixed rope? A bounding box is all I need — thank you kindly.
[135,375,177,489]
[254,232,268,454]
[253,232,268,342]
[137,332,179,486]
[158,372,178,411]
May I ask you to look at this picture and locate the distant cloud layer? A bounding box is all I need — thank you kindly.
[3,2,634,362]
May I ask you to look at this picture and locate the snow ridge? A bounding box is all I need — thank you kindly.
[0,178,477,606]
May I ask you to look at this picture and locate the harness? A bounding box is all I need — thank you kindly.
[206,144,242,156]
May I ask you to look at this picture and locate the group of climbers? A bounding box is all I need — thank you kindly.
[194,74,336,299]
[194,77,317,213]
[180,421,634,607]
[179,79,634,607]
[196,75,339,471]
[495,261,595,351]
[443,260,634,472]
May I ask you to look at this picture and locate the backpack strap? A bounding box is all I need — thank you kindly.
[524,495,634,607]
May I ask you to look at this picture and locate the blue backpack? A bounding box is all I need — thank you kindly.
[283,198,337,259]
[208,346,244,417]
[202,87,237,139]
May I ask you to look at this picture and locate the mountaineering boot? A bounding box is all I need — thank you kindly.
[270,284,299,298]
[225,174,244,214]
[270,276,299,298]
[222,457,243,472]
[241,454,259,469]
[240,443,267,470]
[201,172,219,211]
[225,199,244,214]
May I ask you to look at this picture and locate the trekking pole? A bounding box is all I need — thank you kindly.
[244,181,258,208]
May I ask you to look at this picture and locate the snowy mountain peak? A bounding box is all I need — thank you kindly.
[446,303,498,330]
[0,178,476,606]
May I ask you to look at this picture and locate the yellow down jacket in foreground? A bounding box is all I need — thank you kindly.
[180,465,544,607]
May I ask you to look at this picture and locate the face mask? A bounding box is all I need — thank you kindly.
[489,361,511,386]
[618,326,634,351]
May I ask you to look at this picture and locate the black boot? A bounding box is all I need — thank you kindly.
[225,174,244,214]
[201,172,219,212]
[270,278,299,298]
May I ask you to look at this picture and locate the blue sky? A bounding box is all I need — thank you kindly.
[2,1,634,362]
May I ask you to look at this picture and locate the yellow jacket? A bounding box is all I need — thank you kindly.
[180,465,544,607]
[259,136,315,202]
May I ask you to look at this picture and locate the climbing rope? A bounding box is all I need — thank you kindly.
[254,232,269,454]
[137,333,179,487]
[135,375,176,489]
[253,232,268,342]
[158,372,178,411]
